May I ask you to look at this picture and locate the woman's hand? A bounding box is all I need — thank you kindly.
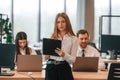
[55,48,65,57]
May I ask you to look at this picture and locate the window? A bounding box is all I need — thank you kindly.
[14,0,39,44]
[111,0,120,35]
[41,0,77,39]
[94,0,110,47]
[0,0,81,44]
[95,0,120,48]
[41,0,64,39]
[0,0,11,18]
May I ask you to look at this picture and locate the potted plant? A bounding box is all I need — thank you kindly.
[0,16,13,44]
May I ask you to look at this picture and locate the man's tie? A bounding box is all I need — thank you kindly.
[82,50,85,57]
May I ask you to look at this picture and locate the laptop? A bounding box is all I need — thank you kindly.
[42,38,61,56]
[16,55,42,72]
[73,57,99,72]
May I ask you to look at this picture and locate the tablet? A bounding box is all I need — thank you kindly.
[42,38,61,56]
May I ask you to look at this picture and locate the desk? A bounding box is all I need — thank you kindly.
[73,70,108,80]
[102,58,120,63]
[0,70,45,80]
[102,58,120,69]
[0,70,108,80]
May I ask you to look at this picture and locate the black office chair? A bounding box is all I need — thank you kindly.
[88,42,100,51]
[107,63,120,80]
[35,50,42,55]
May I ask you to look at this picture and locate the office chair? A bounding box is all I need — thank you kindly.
[107,63,120,80]
[88,42,99,51]
[35,50,42,55]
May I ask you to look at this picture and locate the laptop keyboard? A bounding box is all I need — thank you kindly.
[0,72,14,76]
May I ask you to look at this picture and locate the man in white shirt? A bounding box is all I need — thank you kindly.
[76,29,105,70]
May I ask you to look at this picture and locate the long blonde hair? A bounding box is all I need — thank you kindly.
[51,12,75,39]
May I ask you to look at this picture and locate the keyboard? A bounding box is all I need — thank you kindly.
[0,72,14,76]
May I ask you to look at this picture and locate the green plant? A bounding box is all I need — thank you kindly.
[0,18,13,44]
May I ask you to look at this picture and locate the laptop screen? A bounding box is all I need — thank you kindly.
[0,44,16,70]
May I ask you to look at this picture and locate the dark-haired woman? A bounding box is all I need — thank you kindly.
[15,31,36,55]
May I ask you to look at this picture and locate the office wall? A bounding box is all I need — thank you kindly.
[85,0,94,41]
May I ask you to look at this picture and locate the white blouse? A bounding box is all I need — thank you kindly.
[43,34,78,64]
[19,48,37,55]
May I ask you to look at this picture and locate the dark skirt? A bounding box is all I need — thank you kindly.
[45,59,74,80]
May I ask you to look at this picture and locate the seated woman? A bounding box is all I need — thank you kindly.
[14,31,38,71]
[15,31,37,55]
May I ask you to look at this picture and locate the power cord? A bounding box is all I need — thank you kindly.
[16,72,36,80]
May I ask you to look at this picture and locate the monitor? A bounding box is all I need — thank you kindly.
[0,44,16,70]
[101,34,120,53]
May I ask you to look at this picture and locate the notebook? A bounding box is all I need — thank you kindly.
[42,38,61,56]
[16,55,42,72]
[73,57,99,72]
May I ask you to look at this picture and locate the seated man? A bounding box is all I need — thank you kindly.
[76,29,105,70]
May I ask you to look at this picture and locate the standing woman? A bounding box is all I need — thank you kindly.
[15,31,37,55]
[45,12,78,80]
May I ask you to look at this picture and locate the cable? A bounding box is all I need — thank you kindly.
[16,72,36,80]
